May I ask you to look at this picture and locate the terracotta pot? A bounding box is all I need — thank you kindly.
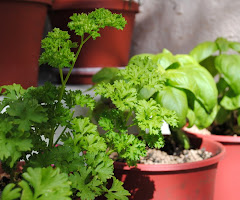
[0,0,52,89]
[185,131,240,200]
[113,136,225,200]
[49,0,139,84]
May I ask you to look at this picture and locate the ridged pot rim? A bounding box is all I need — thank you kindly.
[51,0,139,12]
[0,0,53,6]
[185,130,240,144]
[114,137,225,172]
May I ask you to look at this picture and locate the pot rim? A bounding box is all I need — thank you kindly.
[185,130,240,143]
[114,137,225,172]
[51,0,139,12]
[0,0,53,6]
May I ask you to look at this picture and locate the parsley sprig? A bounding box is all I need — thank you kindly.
[94,57,178,166]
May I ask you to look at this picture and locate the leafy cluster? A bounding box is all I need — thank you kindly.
[0,8,129,200]
[93,49,218,151]
[190,37,240,135]
[68,8,127,39]
[94,57,178,166]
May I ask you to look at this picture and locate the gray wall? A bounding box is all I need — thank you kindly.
[131,0,240,56]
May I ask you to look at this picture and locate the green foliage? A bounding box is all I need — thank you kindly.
[129,51,217,130]
[190,37,240,135]
[1,8,129,200]
[1,167,72,200]
[94,57,179,165]
[93,49,217,152]
[105,177,130,200]
[68,8,126,40]
[39,28,77,69]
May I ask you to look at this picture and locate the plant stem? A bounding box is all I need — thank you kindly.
[59,67,64,85]
[125,109,133,124]
[49,35,92,147]
[58,35,91,102]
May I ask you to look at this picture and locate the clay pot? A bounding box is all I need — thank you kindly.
[0,0,52,89]
[113,136,225,200]
[49,0,139,84]
[185,131,240,200]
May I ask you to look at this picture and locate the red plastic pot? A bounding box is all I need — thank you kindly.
[113,136,225,200]
[185,131,240,200]
[49,0,139,84]
[0,0,52,89]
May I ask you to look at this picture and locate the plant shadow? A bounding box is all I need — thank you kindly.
[114,166,155,200]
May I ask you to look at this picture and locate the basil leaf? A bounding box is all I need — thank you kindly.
[189,41,218,62]
[215,54,240,94]
[165,64,217,113]
[155,86,188,128]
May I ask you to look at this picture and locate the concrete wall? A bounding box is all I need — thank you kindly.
[130,0,240,56]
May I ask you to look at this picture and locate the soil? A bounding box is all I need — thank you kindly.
[139,148,212,164]
[111,134,213,165]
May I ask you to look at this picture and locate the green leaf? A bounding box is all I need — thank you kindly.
[1,183,21,200]
[153,50,177,69]
[215,37,230,52]
[64,89,95,110]
[215,106,231,125]
[92,67,119,84]
[190,100,218,129]
[229,41,240,52]
[220,91,240,110]
[118,57,165,91]
[105,131,146,166]
[76,134,107,153]
[165,64,218,113]
[135,99,178,134]
[69,166,102,200]
[0,84,26,100]
[71,117,98,135]
[7,99,48,132]
[175,54,199,66]
[217,77,229,95]
[215,54,240,94]
[199,56,218,77]
[19,167,72,200]
[105,177,130,200]
[0,133,32,168]
[189,41,218,62]
[39,28,77,68]
[85,152,114,182]
[95,80,138,111]
[138,87,156,100]
[68,8,126,40]
[155,86,188,128]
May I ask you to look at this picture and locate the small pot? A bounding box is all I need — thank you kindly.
[185,130,240,200]
[0,0,52,89]
[49,0,139,84]
[113,136,225,200]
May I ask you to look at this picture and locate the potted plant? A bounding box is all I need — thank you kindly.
[0,8,130,200]
[185,37,240,200]
[0,0,53,89]
[48,0,139,84]
[91,50,225,199]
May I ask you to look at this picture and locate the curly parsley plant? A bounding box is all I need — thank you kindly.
[0,8,129,200]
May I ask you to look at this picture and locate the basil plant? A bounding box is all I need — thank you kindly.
[190,37,240,136]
